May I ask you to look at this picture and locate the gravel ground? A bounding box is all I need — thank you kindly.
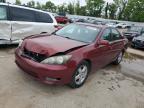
[0,47,144,108]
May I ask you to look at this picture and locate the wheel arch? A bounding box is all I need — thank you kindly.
[83,59,92,72]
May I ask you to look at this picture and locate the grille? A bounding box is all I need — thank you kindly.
[22,48,47,62]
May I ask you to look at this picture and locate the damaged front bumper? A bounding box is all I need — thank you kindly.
[15,48,76,85]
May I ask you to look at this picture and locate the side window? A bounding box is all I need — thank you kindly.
[35,12,53,23]
[11,7,35,22]
[111,29,121,41]
[0,6,7,20]
[101,29,111,41]
[142,28,144,33]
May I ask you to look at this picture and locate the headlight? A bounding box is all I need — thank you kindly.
[41,55,72,65]
[18,40,23,47]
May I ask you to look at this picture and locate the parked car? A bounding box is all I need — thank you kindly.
[106,23,117,27]
[92,20,104,25]
[55,15,68,24]
[116,23,131,29]
[69,18,79,23]
[0,3,57,45]
[123,26,144,40]
[15,23,128,88]
[76,18,89,23]
[132,34,144,49]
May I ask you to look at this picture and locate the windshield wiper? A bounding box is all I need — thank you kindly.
[64,36,89,43]
[64,36,80,41]
[64,36,72,39]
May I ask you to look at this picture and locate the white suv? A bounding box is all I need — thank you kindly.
[0,3,57,45]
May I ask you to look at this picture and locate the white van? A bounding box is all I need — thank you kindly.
[0,3,58,45]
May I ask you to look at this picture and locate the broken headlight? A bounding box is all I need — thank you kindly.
[41,55,72,65]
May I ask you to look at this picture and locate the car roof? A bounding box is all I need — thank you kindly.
[0,3,52,15]
[75,22,108,29]
[132,26,144,28]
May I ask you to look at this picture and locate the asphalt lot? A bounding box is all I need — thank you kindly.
[0,46,144,108]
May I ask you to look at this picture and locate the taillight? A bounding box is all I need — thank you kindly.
[54,25,63,30]
[54,25,59,29]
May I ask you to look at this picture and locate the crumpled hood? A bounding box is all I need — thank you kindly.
[23,35,87,56]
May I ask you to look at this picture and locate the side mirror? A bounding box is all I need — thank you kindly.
[98,40,110,46]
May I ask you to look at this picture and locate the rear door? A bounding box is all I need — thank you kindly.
[0,5,11,40]
[110,28,124,61]
[10,6,56,41]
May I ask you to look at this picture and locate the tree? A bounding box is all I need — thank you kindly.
[104,2,109,18]
[44,1,56,12]
[79,6,87,16]
[123,0,144,22]
[57,3,67,13]
[75,0,81,15]
[108,3,117,19]
[36,2,42,9]
[67,3,74,14]
[113,0,128,20]
[0,0,6,3]
[5,0,144,22]
[86,0,105,17]
[27,0,35,8]
[15,0,21,5]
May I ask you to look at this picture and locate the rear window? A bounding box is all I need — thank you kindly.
[10,7,35,22]
[0,6,7,20]
[35,12,53,23]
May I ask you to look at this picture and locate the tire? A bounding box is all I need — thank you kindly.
[113,51,123,65]
[131,44,137,49]
[69,61,90,88]
[131,44,135,48]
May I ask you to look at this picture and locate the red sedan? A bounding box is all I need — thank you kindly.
[55,15,68,24]
[15,23,128,88]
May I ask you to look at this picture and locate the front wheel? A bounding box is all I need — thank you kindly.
[113,51,123,65]
[69,61,90,88]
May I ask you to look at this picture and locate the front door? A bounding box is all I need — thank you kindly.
[92,28,113,70]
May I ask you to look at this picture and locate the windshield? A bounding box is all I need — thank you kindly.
[55,24,100,43]
[129,27,142,32]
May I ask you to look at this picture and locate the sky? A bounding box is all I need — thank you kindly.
[7,0,113,6]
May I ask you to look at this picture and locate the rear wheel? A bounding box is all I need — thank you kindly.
[113,51,123,65]
[131,43,137,49]
[69,61,90,88]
